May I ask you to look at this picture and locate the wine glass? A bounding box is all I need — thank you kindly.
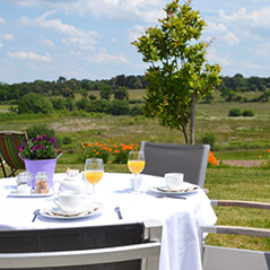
[127,151,145,192]
[84,158,104,200]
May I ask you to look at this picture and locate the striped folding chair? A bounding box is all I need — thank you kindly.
[0,131,28,177]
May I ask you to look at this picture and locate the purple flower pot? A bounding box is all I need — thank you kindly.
[21,154,62,189]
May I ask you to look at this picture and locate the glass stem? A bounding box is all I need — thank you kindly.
[92,184,97,203]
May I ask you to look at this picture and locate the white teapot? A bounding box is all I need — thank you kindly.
[53,169,87,194]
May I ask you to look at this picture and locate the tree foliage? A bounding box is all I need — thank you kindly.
[17,93,53,114]
[132,0,221,144]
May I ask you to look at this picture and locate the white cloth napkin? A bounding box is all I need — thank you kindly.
[159,211,202,270]
[159,191,217,270]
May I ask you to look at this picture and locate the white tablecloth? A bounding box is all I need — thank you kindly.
[0,172,216,270]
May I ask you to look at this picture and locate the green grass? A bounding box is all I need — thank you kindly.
[205,167,270,251]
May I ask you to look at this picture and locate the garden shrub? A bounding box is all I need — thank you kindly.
[242,109,254,117]
[26,123,55,139]
[198,132,216,151]
[229,108,242,117]
[108,100,129,115]
[130,105,144,116]
[80,141,110,163]
[112,143,140,164]
[87,100,110,113]
[18,93,53,114]
[26,123,62,146]
[62,135,73,145]
[129,99,145,104]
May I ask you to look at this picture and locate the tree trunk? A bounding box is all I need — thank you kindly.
[182,124,189,144]
[190,93,196,144]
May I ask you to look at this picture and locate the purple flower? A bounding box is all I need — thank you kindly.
[41,134,47,140]
[36,144,42,150]
[36,137,42,141]
[54,144,59,149]
[50,137,56,143]
[18,146,23,152]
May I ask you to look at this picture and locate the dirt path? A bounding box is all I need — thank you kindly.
[221,160,265,167]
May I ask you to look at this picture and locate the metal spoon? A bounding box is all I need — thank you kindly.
[32,209,40,222]
[114,206,123,219]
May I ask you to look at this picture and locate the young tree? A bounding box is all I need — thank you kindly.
[99,84,113,101]
[132,0,221,144]
[114,87,129,100]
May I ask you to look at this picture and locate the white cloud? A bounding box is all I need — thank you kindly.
[55,0,165,23]
[12,0,165,24]
[0,17,5,23]
[69,49,129,65]
[0,43,3,48]
[94,52,129,64]
[255,43,270,58]
[207,48,231,67]
[20,11,98,51]
[7,51,52,62]
[240,60,263,70]
[217,6,270,39]
[218,8,247,22]
[111,38,117,44]
[3,34,14,40]
[39,36,55,48]
[128,24,145,42]
[207,22,227,33]
[224,32,239,46]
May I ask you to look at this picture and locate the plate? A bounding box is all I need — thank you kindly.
[39,203,102,220]
[9,190,53,198]
[149,182,199,196]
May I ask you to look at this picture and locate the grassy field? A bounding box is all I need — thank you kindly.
[0,95,270,252]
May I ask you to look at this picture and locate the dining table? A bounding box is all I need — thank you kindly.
[0,172,217,270]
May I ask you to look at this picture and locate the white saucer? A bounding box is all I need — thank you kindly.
[157,182,194,192]
[149,182,199,197]
[9,190,53,198]
[40,203,102,220]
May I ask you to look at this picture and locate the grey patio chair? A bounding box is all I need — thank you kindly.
[200,200,270,270]
[0,222,161,270]
[140,141,210,187]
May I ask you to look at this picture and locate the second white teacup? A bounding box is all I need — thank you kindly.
[54,190,84,213]
[165,173,184,190]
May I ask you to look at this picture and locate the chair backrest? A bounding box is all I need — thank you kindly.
[0,131,27,173]
[140,141,210,187]
[0,223,161,270]
[201,200,270,270]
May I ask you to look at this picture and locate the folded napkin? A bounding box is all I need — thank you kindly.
[159,211,202,270]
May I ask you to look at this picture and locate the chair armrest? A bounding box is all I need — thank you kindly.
[200,225,270,238]
[210,200,270,210]
[0,242,161,269]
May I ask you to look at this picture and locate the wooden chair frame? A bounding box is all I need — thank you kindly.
[200,200,270,270]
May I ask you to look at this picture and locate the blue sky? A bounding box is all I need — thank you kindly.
[0,0,270,84]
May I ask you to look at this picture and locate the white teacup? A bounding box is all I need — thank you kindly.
[165,173,184,190]
[54,191,84,213]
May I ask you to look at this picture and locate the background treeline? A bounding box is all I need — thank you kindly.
[219,73,270,102]
[1,73,270,115]
[0,75,146,102]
